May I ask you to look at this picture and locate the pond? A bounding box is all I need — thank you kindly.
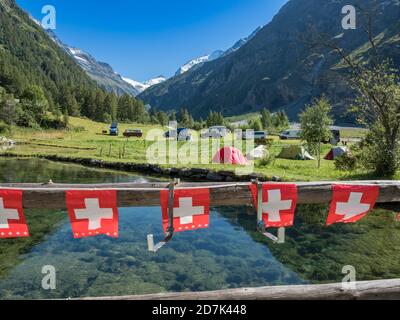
[0,157,399,299]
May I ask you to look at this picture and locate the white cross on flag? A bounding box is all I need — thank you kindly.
[0,189,29,239]
[160,188,210,232]
[66,190,119,238]
[249,184,298,228]
[326,185,380,225]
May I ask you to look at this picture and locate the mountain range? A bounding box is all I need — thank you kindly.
[33,15,263,98]
[43,29,166,96]
[121,76,167,94]
[5,0,399,124]
[139,0,400,122]
[43,23,262,97]
[175,26,262,76]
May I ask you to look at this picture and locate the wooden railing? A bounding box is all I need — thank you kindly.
[0,180,400,211]
[3,180,400,300]
[81,278,400,300]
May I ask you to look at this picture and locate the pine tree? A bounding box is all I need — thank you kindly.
[104,94,118,121]
[0,3,147,126]
[0,92,17,125]
[261,108,272,130]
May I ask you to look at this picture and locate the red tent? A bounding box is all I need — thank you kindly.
[212,147,249,165]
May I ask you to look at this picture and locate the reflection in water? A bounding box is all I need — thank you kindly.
[0,158,400,299]
[1,145,14,151]
[0,158,304,299]
[218,205,400,285]
[0,207,303,299]
[0,158,151,184]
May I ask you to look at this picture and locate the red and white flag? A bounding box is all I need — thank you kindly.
[160,188,210,233]
[326,185,380,226]
[249,184,297,228]
[0,189,29,239]
[66,190,119,239]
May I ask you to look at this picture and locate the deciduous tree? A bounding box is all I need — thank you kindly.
[300,96,333,168]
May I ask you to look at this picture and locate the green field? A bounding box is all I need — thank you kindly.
[1,117,386,182]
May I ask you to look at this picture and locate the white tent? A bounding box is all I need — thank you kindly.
[324,146,349,160]
[246,145,268,160]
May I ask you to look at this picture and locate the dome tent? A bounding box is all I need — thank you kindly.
[246,145,268,160]
[324,146,349,160]
[278,145,315,160]
[212,147,249,165]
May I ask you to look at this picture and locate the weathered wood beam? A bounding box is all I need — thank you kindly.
[0,181,399,210]
[80,278,400,300]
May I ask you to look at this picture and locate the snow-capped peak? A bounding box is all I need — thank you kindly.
[144,76,166,87]
[175,50,224,76]
[174,26,263,76]
[122,76,166,94]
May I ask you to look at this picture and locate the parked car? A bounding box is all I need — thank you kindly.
[280,129,301,140]
[201,126,230,139]
[241,131,268,140]
[110,122,119,136]
[164,128,192,141]
[123,129,143,138]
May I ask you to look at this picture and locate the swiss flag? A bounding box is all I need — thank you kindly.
[249,184,297,228]
[326,185,380,226]
[66,190,119,239]
[0,189,29,239]
[160,188,210,233]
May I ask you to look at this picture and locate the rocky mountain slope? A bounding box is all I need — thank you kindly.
[139,0,400,122]
[0,0,144,123]
[0,0,97,100]
[46,30,161,96]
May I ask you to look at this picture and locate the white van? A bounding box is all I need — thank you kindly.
[241,131,268,140]
[280,129,301,140]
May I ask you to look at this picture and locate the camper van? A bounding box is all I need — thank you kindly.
[280,128,341,144]
[201,126,230,139]
[280,129,301,140]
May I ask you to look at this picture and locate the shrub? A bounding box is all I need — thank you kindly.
[103,113,112,124]
[358,125,400,177]
[15,108,40,129]
[257,151,274,167]
[264,138,275,149]
[0,121,10,135]
[335,152,357,171]
[41,115,67,129]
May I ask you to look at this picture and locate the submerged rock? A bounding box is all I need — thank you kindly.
[206,172,226,182]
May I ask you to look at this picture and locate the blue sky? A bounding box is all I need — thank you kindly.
[17,0,288,82]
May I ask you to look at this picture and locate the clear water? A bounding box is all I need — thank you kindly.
[0,158,304,299]
[1,158,400,299]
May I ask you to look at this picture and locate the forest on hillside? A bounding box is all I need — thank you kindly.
[0,0,147,129]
